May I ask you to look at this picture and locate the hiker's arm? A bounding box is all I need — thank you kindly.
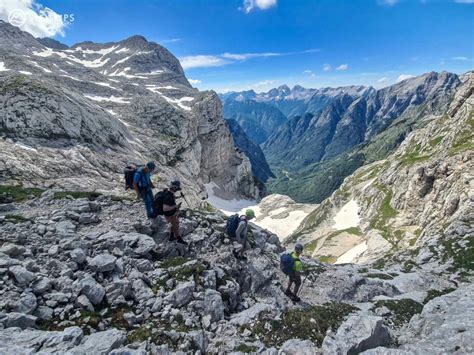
[235,221,246,239]
[133,182,140,197]
[163,203,177,212]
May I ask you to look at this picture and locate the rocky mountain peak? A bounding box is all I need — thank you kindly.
[36,38,69,50]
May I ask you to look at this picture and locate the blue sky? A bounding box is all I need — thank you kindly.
[2,0,473,92]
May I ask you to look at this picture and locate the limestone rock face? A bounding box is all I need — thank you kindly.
[0,191,471,353]
[0,20,259,204]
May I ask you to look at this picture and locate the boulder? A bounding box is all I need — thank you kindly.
[230,303,273,326]
[31,277,52,295]
[164,281,195,307]
[69,329,126,353]
[9,265,35,286]
[0,243,26,257]
[79,276,106,305]
[322,315,390,354]
[12,292,37,314]
[278,339,320,355]
[89,253,117,272]
[70,248,87,264]
[0,326,83,353]
[5,312,37,329]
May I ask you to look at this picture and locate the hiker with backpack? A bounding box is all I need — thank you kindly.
[132,161,157,219]
[225,209,256,260]
[161,180,187,245]
[281,243,304,302]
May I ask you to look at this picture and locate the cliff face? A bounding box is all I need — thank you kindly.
[292,72,473,272]
[0,21,260,203]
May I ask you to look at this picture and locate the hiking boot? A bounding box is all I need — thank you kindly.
[285,289,294,298]
[169,233,176,241]
[292,295,301,302]
[176,237,188,245]
[232,250,239,258]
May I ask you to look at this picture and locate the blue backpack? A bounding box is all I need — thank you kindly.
[225,214,246,238]
[280,253,295,275]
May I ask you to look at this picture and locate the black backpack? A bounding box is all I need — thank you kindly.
[152,189,169,217]
[124,166,137,190]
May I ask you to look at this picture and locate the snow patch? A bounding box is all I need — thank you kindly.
[205,182,256,214]
[0,62,9,71]
[28,61,52,73]
[116,47,130,54]
[19,71,32,75]
[14,142,38,152]
[160,95,194,111]
[335,241,368,264]
[84,95,130,104]
[332,199,360,230]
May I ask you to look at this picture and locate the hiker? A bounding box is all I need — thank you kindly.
[231,209,256,261]
[285,243,304,302]
[133,161,156,219]
[162,180,187,245]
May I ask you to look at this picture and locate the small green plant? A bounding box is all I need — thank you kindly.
[0,185,44,202]
[235,344,258,353]
[423,288,456,304]
[375,299,423,327]
[366,273,394,280]
[126,327,152,344]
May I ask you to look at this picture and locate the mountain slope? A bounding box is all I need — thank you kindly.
[290,72,473,272]
[0,21,260,202]
[226,119,275,183]
[264,72,462,203]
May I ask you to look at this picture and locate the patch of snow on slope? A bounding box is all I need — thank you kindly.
[19,71,32,75]
[335,241,368,264]
[116,47,130,54]
[109,67,148,79]
[0,62,9,71]
[248,207,310,240]
[332,199,360,230]
[28,61,52,73]
[14,142,37,152]
[84,95,130,103]
[160,95,194,111]
[205,182,255,215]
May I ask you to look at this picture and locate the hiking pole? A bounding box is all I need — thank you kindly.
[180,192,191,208]
[298,274,308,297]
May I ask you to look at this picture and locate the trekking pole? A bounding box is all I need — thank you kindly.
[180,192,191,208]
[298,274,308,297]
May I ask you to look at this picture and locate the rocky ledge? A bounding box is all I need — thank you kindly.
[0,186,472,354]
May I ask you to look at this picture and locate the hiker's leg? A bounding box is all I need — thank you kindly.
[292,272,302,295]
[143,189,154,218]
[169,213,180,238]
[286,275,294,293]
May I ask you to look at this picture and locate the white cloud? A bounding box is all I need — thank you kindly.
[160,38,181,44]
[240,0,277,13]
[454,0,474,3]
[397,74,415,82]
[451,56,469,61]
[323,63,332,72]
[377,77,388,83]
[336,64,349,71]
[188,79,201,85]
[221,52,280,60]
[180,48,320,70]
[179,55,229,69]
[0,0,67,37]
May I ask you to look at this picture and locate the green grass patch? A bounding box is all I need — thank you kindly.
[247,303,356,347]
[0,185,44,203]
[366,273,394,280]
[126,327,152,344]
[159,257,191,269]
[53,191,102,200]
[375,299,423,327]
[235,344,258,353]
[429,136,444,147]
[441,237,474,275]
[423,288,456,304]
[318,255,337,264]
[369,184,398,240]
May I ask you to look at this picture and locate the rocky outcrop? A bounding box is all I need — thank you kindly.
[0,20,259,203]
[1,187,470,353]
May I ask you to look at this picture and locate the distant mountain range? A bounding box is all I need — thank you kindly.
[220,73,463,203]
